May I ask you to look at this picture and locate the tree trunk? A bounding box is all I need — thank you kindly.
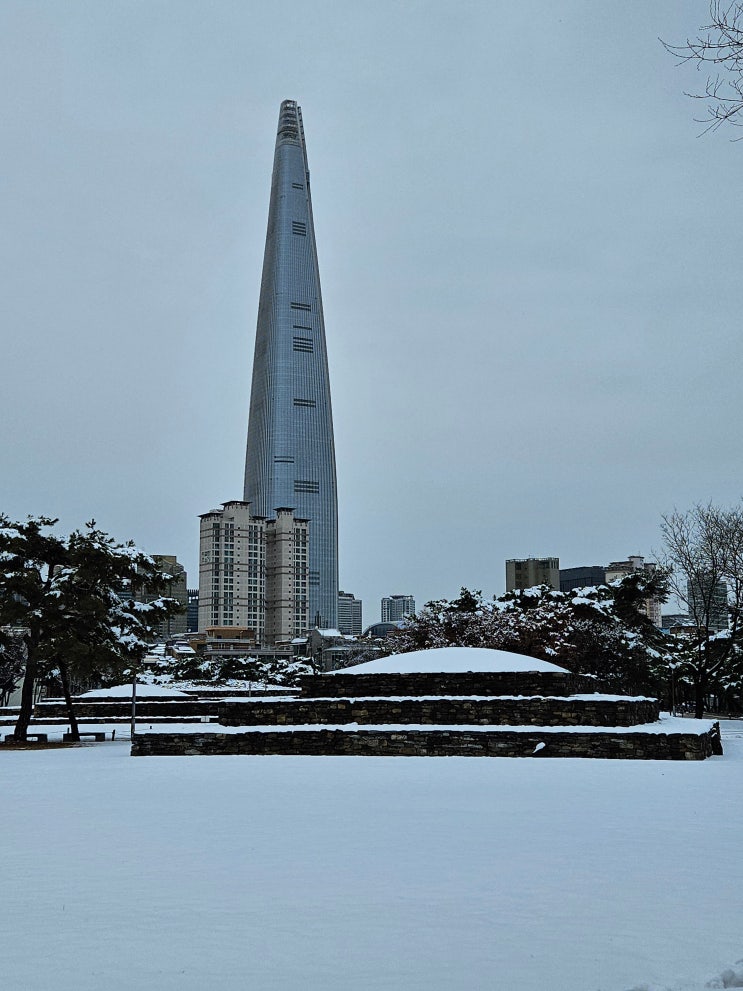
[59,661,80,742]
[694,679,706,719]
[12,652,37,742]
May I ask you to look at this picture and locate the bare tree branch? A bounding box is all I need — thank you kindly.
[662,2,743,135]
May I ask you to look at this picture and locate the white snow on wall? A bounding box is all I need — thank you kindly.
[78,683,189,698]
[340,645,568,674]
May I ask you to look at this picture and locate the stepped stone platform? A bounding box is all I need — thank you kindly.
[130,647,723,761]
[219,695,659,728]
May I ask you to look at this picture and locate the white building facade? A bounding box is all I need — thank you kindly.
[337,590,363,636]
[381,595,416,623]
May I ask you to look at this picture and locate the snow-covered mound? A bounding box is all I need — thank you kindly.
[79,684,189,699]
[339,646,568,675]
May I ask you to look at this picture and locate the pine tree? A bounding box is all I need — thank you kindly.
[0,516,180,741]
[385,575,671,697]
[0,629,25,706]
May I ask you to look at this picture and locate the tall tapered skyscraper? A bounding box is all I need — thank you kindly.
[244,100,338,629]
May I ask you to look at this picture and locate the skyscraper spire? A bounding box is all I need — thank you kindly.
[244,100,338,629]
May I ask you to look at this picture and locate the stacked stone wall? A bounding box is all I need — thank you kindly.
[132,724,721,761]
[219,697,659,728]
[298,671,601,698]
[35,700,220,719]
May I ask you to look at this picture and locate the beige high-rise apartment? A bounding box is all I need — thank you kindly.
[264,508,310,644]
[198,501,309,644]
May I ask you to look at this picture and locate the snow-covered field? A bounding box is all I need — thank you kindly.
[1,724,742,991]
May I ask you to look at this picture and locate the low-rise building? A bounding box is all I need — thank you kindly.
[506,558,560,592]
[559,565,606,593]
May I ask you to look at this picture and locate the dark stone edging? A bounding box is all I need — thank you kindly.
[131,723,721,761]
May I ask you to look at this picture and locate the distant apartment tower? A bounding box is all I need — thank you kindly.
[135,555,188,638]
[605,555,662,628]
[381,595,415,623]
[337,590,362,636]
[198,501,309,645]
[506,558,560,592]
[559,565,606,593]
[687,574,728,632]
[186,589,199,633]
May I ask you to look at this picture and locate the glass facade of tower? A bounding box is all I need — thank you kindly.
[244,100,338,629]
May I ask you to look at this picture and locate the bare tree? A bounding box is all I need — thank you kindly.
[660,503,743,715]
[663,2,743,134]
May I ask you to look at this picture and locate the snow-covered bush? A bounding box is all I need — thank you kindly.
[384,575,671,696]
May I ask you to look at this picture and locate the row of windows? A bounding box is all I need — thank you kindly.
[293,398,316,408]
[294,480,319,494]
[293,337,313,353]
[292,221,306,236]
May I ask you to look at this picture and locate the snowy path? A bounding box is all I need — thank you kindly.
[0,726,741,991]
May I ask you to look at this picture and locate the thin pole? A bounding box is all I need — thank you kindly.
[130,670,137,741]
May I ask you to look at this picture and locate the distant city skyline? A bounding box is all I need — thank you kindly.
[1,3,741,617]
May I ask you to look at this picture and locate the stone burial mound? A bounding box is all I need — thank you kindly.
[131,647,721,760]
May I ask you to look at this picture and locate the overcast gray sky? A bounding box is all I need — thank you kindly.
[2,1,741,622]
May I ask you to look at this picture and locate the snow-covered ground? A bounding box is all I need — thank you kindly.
[1,724,742,991]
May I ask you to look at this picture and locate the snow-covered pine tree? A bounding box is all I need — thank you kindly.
[0,516,180,741]
[384,574,671,696]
